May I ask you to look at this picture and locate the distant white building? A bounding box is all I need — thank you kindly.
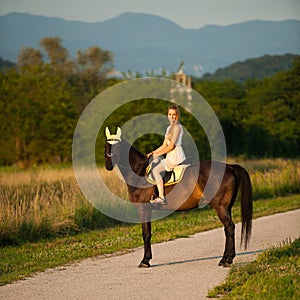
[170,64,192,109]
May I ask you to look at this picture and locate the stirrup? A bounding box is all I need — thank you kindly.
[150,197,167,205]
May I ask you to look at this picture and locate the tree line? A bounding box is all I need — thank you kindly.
[0,37,116,167]
[194,59,300,158]
[0,37,299,167]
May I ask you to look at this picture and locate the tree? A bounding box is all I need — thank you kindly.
[17,48,43,67]
[244,57,300,156]
[77,46,112,74]
[0,37,115,167]
[0,65,76,167]
[39,37,68,66]
[193,58,300,158]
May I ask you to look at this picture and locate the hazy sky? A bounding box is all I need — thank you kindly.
[1,0,300,28]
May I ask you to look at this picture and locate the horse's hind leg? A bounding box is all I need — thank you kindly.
[215,206,236,267]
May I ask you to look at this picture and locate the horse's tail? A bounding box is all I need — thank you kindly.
[232,164,253,249]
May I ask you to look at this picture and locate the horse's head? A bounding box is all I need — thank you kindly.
[104,127,122,171]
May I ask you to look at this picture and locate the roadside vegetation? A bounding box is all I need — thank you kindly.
[1,159,299,246]
[0,194,299,286]
[0,159,299,285]
[0,193,299,286]
[208,238,300,299]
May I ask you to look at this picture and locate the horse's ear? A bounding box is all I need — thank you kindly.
[105,127,111,140]
[116,127,122,139]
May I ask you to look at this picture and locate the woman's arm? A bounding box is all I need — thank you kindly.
[146,125,181,158]
[169,124,181,145]
[153,141,175,157]
[146,139,168,158]
[153,139,168,153]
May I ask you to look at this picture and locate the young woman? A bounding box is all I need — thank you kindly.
[146,104,186,205]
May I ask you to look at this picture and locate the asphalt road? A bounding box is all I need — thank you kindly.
[1,209,299,300]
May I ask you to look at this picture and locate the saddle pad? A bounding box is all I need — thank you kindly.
[146,163,190,186]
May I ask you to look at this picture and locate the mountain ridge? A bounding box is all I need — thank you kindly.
[1,12,299,75]
[201,53,299,82]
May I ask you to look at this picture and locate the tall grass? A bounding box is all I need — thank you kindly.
[0,169,125,245]
[0,159,299,246]
[238,159,300,199]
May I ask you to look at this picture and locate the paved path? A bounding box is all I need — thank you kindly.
[1,209,299,300]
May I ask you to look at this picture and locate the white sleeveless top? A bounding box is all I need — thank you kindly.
[165,124,186,169]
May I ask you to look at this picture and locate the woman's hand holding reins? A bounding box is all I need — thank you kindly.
[146,152,153,159]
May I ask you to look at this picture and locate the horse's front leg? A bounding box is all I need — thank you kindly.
[137,203,152,268]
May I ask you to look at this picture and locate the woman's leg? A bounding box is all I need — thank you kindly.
[156,177,164,199]
[151,161,167,204]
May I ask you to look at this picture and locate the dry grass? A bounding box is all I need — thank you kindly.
[232,158,300,199]
[0,168,76,185]
[0,159,299,245]
[0,167,128,245]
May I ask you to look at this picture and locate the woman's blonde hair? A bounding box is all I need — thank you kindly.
[167,104,180,140]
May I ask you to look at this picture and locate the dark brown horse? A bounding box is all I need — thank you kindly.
[104,131,252,268]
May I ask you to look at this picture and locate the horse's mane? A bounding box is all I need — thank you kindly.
[121,139,148,176]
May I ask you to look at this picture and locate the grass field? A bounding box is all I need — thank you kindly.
[0,159,299,285]
[0,159,299,245]
[0,194,299,286]
[208,238,300,299]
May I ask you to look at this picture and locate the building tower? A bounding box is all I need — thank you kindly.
[170,62,192,109]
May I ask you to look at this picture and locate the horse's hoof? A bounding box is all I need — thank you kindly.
[218,259,232,267]
[138,262,150,268]
[222,262,232,268]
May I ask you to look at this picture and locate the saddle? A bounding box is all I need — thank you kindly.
[146,160,190,186]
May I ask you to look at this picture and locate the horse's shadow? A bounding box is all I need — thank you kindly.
[150,249,263,268]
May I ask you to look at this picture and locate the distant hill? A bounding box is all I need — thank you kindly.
[201,54,300,82]
[1,12,300,75]
[0,57,15,69]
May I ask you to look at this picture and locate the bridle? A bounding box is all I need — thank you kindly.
[104,141,121,164]
[105,138,150,180]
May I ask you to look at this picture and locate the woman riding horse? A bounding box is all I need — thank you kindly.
[104,126,252,268]
[146,104,186,205]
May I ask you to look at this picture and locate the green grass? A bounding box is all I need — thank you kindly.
[207,238,300,299]
[0,159,299,285]
[1,159,299,245]
[0,194,299,286]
